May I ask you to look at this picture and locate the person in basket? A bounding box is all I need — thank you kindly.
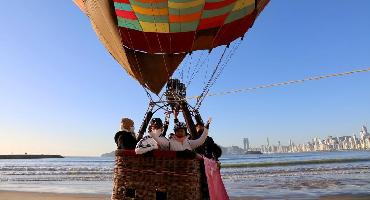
[149,118,211,151]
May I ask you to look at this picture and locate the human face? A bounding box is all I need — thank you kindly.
[175,128,186,138]
[150,124,163,132]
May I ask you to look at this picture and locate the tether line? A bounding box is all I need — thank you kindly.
[186,67,370,100]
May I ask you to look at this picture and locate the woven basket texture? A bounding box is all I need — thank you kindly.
[112,150,207,200]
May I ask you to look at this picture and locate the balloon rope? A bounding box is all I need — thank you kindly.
[187,51,209,87]
[188,67,370,100]
[201,40,242,98]
[192,0,258,107]
[186,53,194,83]
[203,57,211,85]
[195,46,228,108]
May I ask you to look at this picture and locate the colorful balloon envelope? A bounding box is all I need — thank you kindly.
[74,0,269,94]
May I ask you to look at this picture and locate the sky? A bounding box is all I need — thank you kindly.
[0,1,369,156]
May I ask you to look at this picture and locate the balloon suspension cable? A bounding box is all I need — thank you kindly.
[203,57,211,85]
[178,53,190,83]
[181,67,184,83]
[196,40,242,109]
[186,67,370,100]
[185,53,194,84]
[143,86,154,102]
[152,104,171,114]
[195,45,228,109]
[149,92,174,113]
[187,51,209,87]
[186,52,200,86]
[192,1,256,109]
[185,102,198,116]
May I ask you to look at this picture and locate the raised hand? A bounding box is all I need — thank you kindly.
[207,117,212,125]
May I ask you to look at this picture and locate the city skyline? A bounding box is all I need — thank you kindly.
[242,125,370,153]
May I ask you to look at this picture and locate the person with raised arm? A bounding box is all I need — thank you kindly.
[149,113,211,151]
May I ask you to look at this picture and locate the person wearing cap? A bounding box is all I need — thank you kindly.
[147,118,164,134]
[114,118,137,150]
[135,118,166,154]
[149,118,211,151]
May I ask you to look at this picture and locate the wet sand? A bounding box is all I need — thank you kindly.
[230,195,370,200]
[1,191,369,200]
[0,191,110,200]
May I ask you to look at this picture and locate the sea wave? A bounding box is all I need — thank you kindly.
[0,164,114,182]
[221,158,370,168]
[1,153,370,197]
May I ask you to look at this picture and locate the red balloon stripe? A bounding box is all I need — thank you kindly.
[115,9,138,20]
[204,0,236,10]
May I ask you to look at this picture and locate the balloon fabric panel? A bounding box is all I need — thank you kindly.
[75,0,269,94]
[113,0,269,53]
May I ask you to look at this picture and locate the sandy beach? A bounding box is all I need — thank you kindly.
[1,191,370,200]
[0,191,110,200]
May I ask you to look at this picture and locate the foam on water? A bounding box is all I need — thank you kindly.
[1,151,370,197]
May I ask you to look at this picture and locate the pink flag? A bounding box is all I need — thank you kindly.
[204,157,230,200]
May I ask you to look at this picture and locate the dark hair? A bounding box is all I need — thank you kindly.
[213,144,222,160]
[150,118,163,128]
[174,122,187,131]
[115,131,137,150]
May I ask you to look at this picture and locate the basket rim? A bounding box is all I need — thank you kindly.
[115,149,204,160]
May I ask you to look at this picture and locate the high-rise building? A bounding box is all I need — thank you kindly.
[259,125,370,153]
[360,125,369,136]
[363,126,368,134]
[243,138,249,151]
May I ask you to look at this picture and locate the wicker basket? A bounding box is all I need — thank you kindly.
[112,150,208,200]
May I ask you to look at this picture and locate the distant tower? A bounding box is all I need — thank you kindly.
[360,125,369,140]
[362,125,368,135]
[267,137,270,147]
[243,138,250,151]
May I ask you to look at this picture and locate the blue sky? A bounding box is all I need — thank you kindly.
[0,1,369,156]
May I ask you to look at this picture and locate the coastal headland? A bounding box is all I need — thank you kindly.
[0,155,64,159]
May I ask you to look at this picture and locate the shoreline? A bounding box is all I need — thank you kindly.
[0,154,64,159]
[221,157,370,168]
[1,191,370,200]
[0,190,110,200]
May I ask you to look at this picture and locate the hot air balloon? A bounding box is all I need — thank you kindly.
[74,0,269,95]
[74,1,269,199]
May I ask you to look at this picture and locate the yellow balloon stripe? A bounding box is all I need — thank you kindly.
[131,5,169,15]
[168,0,205,9]
[232,0,254,11]
[139,21,170,32]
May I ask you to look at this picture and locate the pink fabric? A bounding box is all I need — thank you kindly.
[204,157,230,200]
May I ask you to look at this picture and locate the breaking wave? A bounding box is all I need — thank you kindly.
[222,158,370,168]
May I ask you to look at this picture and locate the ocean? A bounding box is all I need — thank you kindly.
[1,151,370,199]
